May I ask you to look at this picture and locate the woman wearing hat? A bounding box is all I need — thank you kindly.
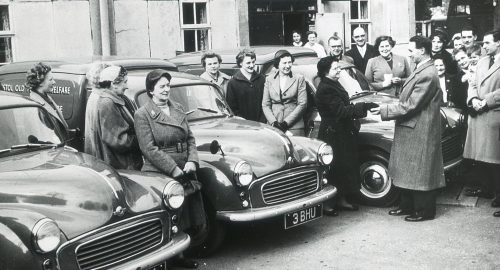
[134,69,205,269]
[262,50,307,136]
[26,62,68,130]
[315,56,378,216]
[84,64,142,170]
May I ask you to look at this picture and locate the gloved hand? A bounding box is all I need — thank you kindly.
[271,121,280,128]
[278,121,289,132]
[364,102,379,111]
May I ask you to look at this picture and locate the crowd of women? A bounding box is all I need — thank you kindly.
[22,25,499,267]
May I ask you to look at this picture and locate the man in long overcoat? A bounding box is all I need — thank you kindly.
[463,29,500,217]
[375,36,445,222]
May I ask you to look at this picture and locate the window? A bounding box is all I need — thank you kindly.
[0,5,13,64]
[349,0,370,44]
[180,0,210,52]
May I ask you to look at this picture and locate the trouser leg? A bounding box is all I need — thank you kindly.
[487,163,500,200]
[413,189,437,218]
[399,189,414,211]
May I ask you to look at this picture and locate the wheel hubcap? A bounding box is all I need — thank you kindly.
[359,161,391,199]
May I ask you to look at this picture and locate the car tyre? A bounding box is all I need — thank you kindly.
[188,201,226,257]
[357,149,400,207]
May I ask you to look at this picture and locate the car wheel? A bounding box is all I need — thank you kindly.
[189,202,226,257]
[358,150,400,207]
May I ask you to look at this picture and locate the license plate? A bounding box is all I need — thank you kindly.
[147,262,167,270]
[284,204,323,229]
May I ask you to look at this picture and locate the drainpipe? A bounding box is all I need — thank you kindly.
[99,0,111,56]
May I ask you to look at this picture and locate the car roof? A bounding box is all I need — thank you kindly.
[0,91,39,108]
[0,57,177,75]
[170,46,317,66]
[127,69,208,86]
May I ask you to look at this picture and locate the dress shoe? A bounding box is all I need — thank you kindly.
[464,188,494,199]
[491,200,500,208]
[337,203,359,211]
[323,206,339,216]
[493,211,500,217]
[171,257,199,269]
[388,208,412,216]
[404,214,434,222]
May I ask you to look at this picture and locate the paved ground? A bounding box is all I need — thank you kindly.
[186,184,500,270]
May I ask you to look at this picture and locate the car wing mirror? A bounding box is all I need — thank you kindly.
[210,140,225,156]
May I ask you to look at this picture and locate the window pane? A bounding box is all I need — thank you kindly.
[0,37,12,63]
[195,3,207,24]
[350,1,359,19]
[0,6,9,31]
[183,3,194,24]
[360,1,368,19]
[184,30,196,52]
[197,29,209,51]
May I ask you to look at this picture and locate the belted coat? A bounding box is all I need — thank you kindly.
[463,55,500,164]
[134,99,199,175]
[262,70,307,135]
[380,60,446,191]
[84,89,142,170]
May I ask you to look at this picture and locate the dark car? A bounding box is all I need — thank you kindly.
[0,57,177,151]
[170,46,318,76]
[292,61,465,206]
[0,91,189,270]
[0,59,337,255]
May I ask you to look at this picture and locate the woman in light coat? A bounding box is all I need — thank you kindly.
[262,50,307,136]
[365,36,411,96]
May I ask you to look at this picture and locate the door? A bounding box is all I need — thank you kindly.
[283,13,307,46]
[250,13,283,45]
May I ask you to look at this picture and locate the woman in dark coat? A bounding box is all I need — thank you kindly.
[26,62,68,131]
[134,69,205,269]
[315,56,378,215]
[431,31,459,76]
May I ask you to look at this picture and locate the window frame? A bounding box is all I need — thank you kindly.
[349,0,370,22]
[0,4,14,64]
[180,0,211,52]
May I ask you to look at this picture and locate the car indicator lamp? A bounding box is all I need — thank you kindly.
[234,161,254,186]
[32,218,61,253]
[163,181,185,209]
[318,143,333,165]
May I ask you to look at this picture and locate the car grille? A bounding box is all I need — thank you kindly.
[76,219,163,270]
[262,171,319,204]
[442,132,463,164]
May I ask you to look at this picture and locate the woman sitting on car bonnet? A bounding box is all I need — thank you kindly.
[365,36,411,96]
[315,56,378,216]
[262,50,307,136]
[134,69,206,269]
[83,64,143,170]
[26,62,68,131]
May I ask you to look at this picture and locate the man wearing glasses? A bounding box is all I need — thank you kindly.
[328,34,354,64]
[346,27,377,73]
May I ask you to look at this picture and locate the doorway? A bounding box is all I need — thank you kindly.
[283,13,307,46]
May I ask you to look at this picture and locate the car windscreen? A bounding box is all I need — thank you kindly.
[137,84,232,121]
[0,106,62,151]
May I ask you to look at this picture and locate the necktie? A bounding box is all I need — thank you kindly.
[489,56,495,69]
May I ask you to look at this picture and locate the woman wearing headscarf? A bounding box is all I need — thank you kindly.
[365,36,411,96]
[84,64,143,170]
[134,69,206,269]
[262,50,307,136]
[315,56,378,216]
[26,62,68,130]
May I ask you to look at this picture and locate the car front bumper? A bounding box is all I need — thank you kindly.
[109,232,190,270]
[216,184,337,222]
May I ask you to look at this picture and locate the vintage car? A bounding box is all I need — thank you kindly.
[0,57,177,151]
[171,49,465,207]
[0,59,337,255]
[0,91,189,270]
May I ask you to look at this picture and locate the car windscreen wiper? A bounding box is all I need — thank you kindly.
[11,143,57,149]
[187,107,225,115]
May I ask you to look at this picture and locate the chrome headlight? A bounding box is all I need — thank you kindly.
[163,181,185,209]
[317,143,333,165]
[233,161,254,186]
[32,218,61,253]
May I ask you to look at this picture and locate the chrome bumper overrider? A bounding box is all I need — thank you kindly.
[216,185,337,222]
[109,233,190,270]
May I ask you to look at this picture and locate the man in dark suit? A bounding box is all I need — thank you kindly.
[372,36,446,222]
[345,27,377,74]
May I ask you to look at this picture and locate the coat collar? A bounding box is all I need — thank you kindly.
[479,55,500,85]
[144,99,186,128]
[271,70,296,94]
[233,69,262,83]
[200,71,230,85]
[93,88,125,106]
[402,59,433,88]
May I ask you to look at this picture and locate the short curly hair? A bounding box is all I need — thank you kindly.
[235,48,256,67]
[201,52,222,68]
[26,62,52,92]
